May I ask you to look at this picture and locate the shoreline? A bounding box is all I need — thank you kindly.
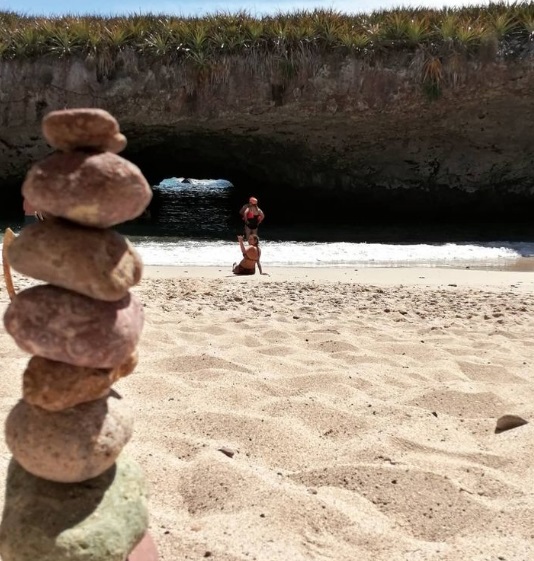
[143,264,534,292]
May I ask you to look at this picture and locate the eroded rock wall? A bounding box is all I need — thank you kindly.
[1,49,534,218]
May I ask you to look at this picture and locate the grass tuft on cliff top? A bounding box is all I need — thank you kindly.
[0,3,533,100]
[0,3,533,61]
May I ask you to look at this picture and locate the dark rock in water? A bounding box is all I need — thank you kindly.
[182,178,192,183]
[0,454,148,561]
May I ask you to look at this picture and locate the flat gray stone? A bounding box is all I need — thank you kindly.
[6,395,133,483]
[0,454,148,561]
[9,219,143,301]
[4,284,143,368]
[22,151,152,228]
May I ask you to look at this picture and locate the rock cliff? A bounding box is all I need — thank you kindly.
[1,48,534,219]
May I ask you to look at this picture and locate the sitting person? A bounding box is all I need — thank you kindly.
[232,234,267,275]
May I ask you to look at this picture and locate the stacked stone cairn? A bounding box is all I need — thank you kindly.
[0,109,153,561]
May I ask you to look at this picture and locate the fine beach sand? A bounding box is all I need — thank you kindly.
[0,265,533,560]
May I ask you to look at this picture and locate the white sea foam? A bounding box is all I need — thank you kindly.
[2,175,532,269]
[132,239,532,267]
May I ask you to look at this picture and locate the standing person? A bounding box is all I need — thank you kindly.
[240,196,264,237]
[232,234,267,275]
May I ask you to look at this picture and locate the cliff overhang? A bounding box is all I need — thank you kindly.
[1,47,534,219]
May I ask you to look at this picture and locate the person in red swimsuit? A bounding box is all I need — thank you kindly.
[239,196,264,237]
[232,234,267,275]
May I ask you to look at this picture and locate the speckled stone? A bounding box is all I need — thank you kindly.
[4,285,143,368]
[8,219,143,301]
[42,108,127,153]
[22,151,152,228]
[0,454,148,561]
[23,352,138,412]
[5,395,133,482]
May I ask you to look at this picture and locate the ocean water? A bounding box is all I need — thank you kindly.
[2,177,534,269]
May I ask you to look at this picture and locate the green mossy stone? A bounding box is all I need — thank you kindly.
[0,454,149,561]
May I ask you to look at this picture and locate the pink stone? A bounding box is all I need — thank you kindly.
[22,151,152,228]
[4,285,143,368]
[8,219,143,301]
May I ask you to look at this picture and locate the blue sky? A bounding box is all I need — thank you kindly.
[4,1,492,17]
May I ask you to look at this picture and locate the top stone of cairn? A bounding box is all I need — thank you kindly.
[42,108,127,153]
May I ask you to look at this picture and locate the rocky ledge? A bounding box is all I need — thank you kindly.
[1,49,534,219]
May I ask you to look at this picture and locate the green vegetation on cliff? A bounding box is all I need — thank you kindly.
[0,2,533,97]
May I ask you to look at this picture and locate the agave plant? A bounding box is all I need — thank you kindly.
[104,24,133,51]
[46,27,84,58]
[422,55,443,83]
[0,4,532,63]
[383,12,409,42]
[455,21,488,50]
[338,30,370,51]
[436,13,458,42]
[67,19,101,55]
[405,17,431,46]
[312,12,344,48]
[141,30,174,57]
[365,22,386,45]
[421,55,443,99]
[11,27,45,58]
[184,26,209,55]
[245,21,265,46]
[520,14,534,39]
[488,12,517,39]
[38,19,84,58]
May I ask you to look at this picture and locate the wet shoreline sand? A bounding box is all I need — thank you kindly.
[144,261,534,292]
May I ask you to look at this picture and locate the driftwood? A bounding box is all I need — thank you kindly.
[2,228,16,300]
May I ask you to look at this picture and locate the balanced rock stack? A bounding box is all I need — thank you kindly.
[0,109,154,561]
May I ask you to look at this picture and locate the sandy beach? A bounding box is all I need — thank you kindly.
[0,265,533,560]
